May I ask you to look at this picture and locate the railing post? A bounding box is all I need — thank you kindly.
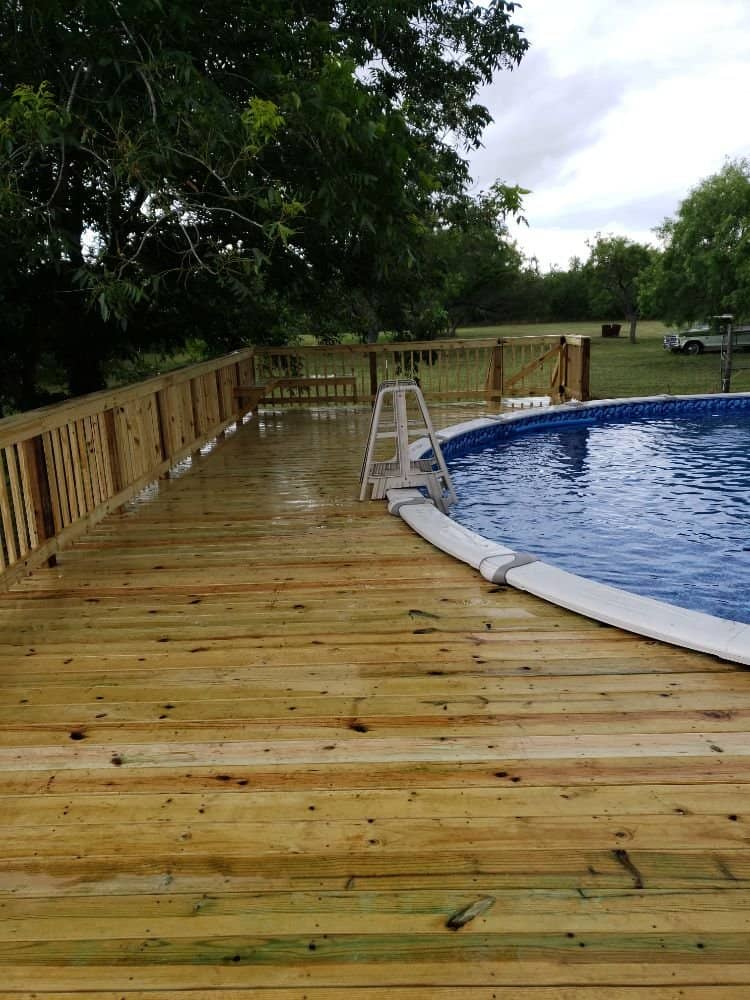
[557,336,569,402]
[486,339,504,399]
[579,337,591,401]
[564,336,591,401]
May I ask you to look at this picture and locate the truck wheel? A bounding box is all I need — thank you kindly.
[683,340,703,355]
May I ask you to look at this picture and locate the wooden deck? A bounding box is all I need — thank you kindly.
[1,402,749,998]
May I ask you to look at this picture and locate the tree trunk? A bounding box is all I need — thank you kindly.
[628,314,638,344]
[62,305,109,397]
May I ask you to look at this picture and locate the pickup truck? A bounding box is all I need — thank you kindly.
[663,323,750,354]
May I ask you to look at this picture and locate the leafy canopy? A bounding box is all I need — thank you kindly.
[0,0,528,404]
[640,159,750,325]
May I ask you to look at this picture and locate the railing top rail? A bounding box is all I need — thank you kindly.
[499,335,569,346]
[0,348,255,449]
[254,338,499,355]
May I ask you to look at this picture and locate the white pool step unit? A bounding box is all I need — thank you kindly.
[359,379,456,513]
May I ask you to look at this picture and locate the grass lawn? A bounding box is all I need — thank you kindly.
[456,320,750,399]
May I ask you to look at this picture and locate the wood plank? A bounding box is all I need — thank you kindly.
[0,783,746,826]
[1,964,750,992]
[2,991,749,1000]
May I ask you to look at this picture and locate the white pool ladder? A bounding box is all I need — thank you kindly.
[359,379,456,512]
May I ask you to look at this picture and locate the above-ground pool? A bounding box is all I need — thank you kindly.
[445,398,750,625]
[389,394,750,665]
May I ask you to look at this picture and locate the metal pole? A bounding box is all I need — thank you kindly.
[721,316,734,393]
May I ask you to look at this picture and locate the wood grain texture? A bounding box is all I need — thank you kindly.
[0,401,748,994]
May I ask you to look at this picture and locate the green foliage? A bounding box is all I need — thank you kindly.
[0,0,528,409]
[543,259,592,321]
[640,159,750,325]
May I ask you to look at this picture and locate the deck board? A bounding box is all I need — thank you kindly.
[0,403,749,996]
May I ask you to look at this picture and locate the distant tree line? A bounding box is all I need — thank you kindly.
[443,237,653,336]
[450,159,750,345]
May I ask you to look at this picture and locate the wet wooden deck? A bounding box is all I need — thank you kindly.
[1,402,749,998]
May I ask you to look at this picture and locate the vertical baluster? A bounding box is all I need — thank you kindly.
[119,404,137,487]
[133,397,149,477]
[180,384,194,448]
[41,433,64,532]
[66,422,85,515]
[216,368,229,423]
[98,413,117,496]
[155,388,173,469]
[191,377,206,446]
[146,393,163,465]
[17,441,39,549]
[49,428,71,526]
[4,445,30,556]
[0,450,18,565]
[20,435,57,563]
[206,372,220,427]
[57,424,80,520]
[83,417,102,507]
[147,395,163,469]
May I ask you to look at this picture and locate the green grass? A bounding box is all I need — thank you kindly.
[456,321,750,399]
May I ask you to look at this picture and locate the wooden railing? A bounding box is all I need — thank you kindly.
[254,339,497,403]
[0,349,255,588]
[486,335,590,403]
[0,334,590,587]
[255,335,590,405]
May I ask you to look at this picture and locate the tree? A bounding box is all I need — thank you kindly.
[0,0,528,408]
[640,159,750,325]
[586,234,654,343]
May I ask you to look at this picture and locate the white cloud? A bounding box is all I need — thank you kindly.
[471,0,750,269]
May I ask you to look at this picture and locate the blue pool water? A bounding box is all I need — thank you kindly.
[447,410,750,624]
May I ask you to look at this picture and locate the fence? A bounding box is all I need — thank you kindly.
[0,349,255,589]
[254,335,590,405]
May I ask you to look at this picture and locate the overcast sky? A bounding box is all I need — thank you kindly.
[469,0,750,270]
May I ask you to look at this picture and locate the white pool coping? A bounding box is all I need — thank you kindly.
[388,393,750,666]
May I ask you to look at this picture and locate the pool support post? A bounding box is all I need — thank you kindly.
[719,314,734,393]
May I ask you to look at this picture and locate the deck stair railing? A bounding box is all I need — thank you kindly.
[359,379,456,513]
